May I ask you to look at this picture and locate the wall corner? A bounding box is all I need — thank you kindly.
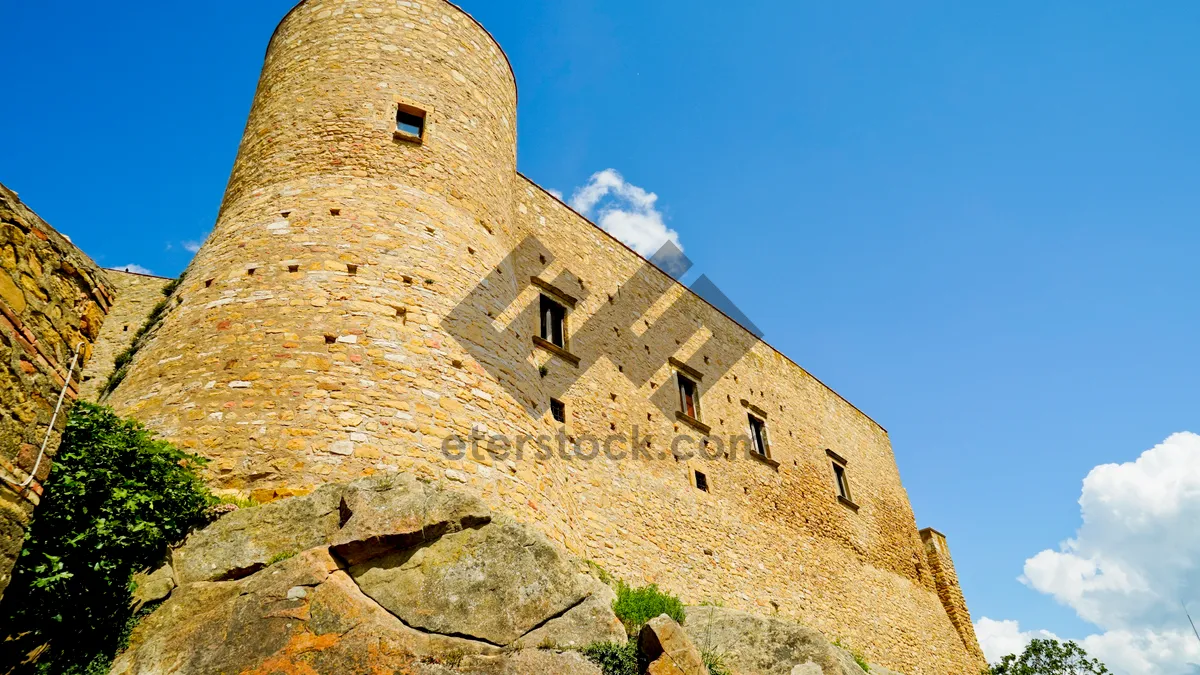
[920,527,988,667]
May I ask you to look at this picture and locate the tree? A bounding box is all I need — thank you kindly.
[0,402,214,674]
[990,639,1111,675]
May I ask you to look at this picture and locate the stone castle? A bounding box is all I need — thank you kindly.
[0,1,987,672]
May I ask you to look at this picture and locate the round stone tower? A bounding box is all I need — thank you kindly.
[106,0,549,499]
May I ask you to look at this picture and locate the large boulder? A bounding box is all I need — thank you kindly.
[640,614,708,675]
[350,515,590,646]
[519,575,626,648]
[684,605,890,675]
[112,475,624,675]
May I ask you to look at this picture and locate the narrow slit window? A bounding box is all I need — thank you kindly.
[539,294,567,349]
[833,462,851,501]
[396,104,426,141]
[694,470,709,493]
[550,398,566,423]
[677,373,699,420]
[748,414,769,458]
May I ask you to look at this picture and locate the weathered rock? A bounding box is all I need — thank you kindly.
[455,650,604,674]
[130,563,175,610]
[684,605,890,675]
[350,515,589,646]
[330,474,491,565]
[172,484,344,583]
[640,614,708,675]
[519,575,626,648]
[115,477,631,674]
[111,548,501,675]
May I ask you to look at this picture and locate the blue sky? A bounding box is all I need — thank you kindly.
[4,1,1200,671]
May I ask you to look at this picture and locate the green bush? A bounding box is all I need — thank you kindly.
[612,581,686,636]
[581,642,645,675]
[0,402,213,674]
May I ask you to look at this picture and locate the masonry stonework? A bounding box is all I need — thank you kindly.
[0,184,114,599]
[100,1,986,671]
[79,270,172,401]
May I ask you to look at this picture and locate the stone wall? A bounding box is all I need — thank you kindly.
[0,183,114,599]
[102,1,986,671]
[78,270,172,401]
[922,528,986,664]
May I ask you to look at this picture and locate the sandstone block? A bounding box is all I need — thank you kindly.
[350,515,589,646]
[640,615,707,675]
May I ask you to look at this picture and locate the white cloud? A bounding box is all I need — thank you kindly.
[978,432,1200,674]
[547,188,564,201]
[183,240,202,253]
[568,169,682,257]
[111,264,155,275]
[975,618,1059,664]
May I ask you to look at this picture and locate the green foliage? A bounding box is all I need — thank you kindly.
[581,642,645,675]
[1,402,213,674]
[612,581,686,636]
[990,639,1111,675]
[833,640,870,672]
[160,277,180,297]
[702,648,732,675]
[583,559,613,586]
[267,550,297,566]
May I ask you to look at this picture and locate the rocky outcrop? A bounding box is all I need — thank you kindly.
[111,475,617,675]
[640,615,708,675]
[684,605,895,675]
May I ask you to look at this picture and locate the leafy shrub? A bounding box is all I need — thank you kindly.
[581,641,645,675]
[612,581,686,636]
[0,402,213,674]
[990,638,1111,675]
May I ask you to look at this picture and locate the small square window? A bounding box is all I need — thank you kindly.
[748,414,769,458]
[694,470,709,493]
[396,103,426,141]
[677,373,699,420]
[550,398,566,423]
[539,294,567,349]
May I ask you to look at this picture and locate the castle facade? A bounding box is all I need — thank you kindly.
[97,1,986,671]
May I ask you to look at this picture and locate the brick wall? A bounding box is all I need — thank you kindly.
[0,183,114,599]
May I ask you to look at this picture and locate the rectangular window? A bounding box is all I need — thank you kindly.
[694,470,709,492]
[827,449,856,508]
[833,463,850,500]
[550,398,566,423]
[396,103,426,141]
[748,414,768,458]
[677,373,699,419]
[540,294,567,349]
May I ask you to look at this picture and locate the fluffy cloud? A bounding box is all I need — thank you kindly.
[111,263,155,275]
[183,240,203,253]
[975,618,1060,664]
[977,432,1200,674]
[568,169,682,257]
